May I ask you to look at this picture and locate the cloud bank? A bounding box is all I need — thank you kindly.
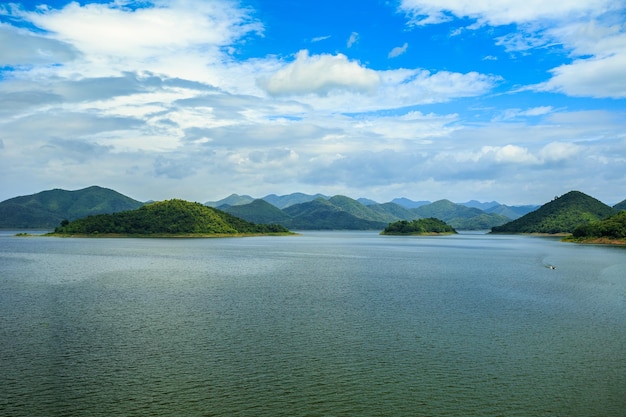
[0,0,624,206]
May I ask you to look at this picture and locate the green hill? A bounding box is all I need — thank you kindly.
[614,199,626,211]
[368,202,417,222]
[326,195,392,223]
[51,199,291,236]
[221,199,292,224]
[0,186,143,229]
[382,218,457,235]
[412,199,510,230]
[283,198,388,230]
[262,193,329,209]
[205,193,255,207]
[485,204,538,220]
[568,210,626,243]
[491,191,615,234]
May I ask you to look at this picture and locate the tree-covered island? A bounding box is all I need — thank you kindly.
[48,199,293,237]
[381,218,457,235]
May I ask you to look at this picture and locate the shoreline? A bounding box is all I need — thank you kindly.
[561,236,626,245]
[18,232,298,238]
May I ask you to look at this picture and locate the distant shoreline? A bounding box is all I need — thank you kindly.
[380,231,456,236]
[561,236,626,245]
[17,232,297,238]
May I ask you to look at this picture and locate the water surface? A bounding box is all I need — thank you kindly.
[1,231,625,416]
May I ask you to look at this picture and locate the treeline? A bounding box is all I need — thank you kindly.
[382,218,456,235]
[53,199,290,235]
[572,211,626,239]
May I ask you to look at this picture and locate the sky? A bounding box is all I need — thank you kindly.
[1,0,625,205]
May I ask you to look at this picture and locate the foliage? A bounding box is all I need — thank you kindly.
[0,186,143,228]
[450,213,510,230]
[222,199,292,224]
[283,198,388,230]
[614,199,626,212]
[52,199,290,235]
[411,199,510,229]
[491,191,615,234]
[572,210,626,239]
[382,218,457,235]
[225,195,511,230]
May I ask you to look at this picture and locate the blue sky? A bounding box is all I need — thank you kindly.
[1,0,625,205]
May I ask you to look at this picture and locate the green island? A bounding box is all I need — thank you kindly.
[381,218,457,235]
[45,199,294,237]
[563,210,626,245]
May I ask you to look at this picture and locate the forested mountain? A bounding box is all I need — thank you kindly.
[220,199,292,225]
[52,199,290,236]
[0,186,143,229]
[207,192,329,209]
[491,191,615,234]
[282,198,388,230]
[391,197,431,208]
[357,198,379,206]
[205,193,255,207]
[368,202,416,221]
[485,204,538,220]
[5,186,617,232]
[459,200,500,211]
[262,193,329,209]
[222,195,511,230]
[412,200,510,229]
[614,199,626,211]
[326,195,392,223]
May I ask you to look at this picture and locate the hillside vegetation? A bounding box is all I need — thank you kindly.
[413,199,510,229]
[282,198,388,230]
[223,195,513,230]
[382,218,457,235]
[566,210,626,243]
[491,191,615,234]
[0,186,143,228]
[51,199,291,236]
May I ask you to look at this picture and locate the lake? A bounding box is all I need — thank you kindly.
[1,231,625,416]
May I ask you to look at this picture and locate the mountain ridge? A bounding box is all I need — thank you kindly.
[491,191,615,234]
[2,186,622,231]
[0,186,144,228]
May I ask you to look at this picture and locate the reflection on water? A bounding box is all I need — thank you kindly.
[1,232,625,416]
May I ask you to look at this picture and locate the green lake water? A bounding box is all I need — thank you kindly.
[1,231,625,416]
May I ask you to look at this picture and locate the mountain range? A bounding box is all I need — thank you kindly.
[206,192,539,229]
[2,186,625,232]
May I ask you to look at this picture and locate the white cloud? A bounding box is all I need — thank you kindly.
[398,0,617,26]
[538,51,626,98]
[539,142,583,161]
[312,35,331,42]
[480,144,539,164]
[0,23,79,66]
[1,1,624,205]
[347,31,359,48]
[388,42,409,58]
[399,1,626,100]
[258,50,380,96]
[520,106,553,117]
[3,0,262,83]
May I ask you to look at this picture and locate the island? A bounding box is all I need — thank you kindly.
[46,199,294,237]
[381,218,457,235]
